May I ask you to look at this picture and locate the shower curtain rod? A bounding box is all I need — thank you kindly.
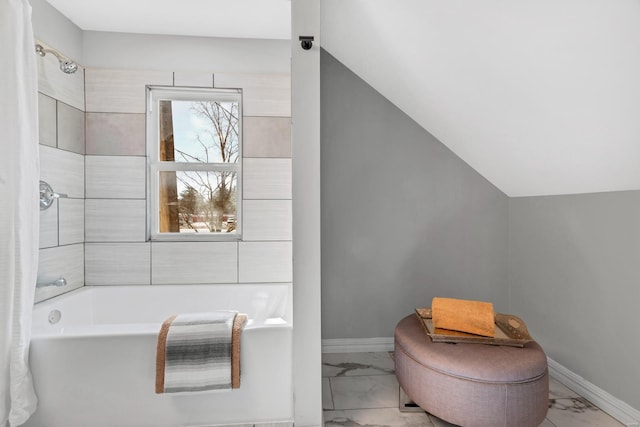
[35,43,78,74]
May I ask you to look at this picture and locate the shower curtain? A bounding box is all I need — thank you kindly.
[0,0,40,425]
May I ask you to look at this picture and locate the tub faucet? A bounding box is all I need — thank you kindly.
[36,277,67,288]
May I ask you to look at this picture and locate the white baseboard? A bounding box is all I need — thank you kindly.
[547,357,640,427]
[321,337,394,353]
[320,337,639,426]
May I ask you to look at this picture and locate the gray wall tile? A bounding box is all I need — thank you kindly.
[73,68,294,302]
[59,198,84,245]
[85,199,146,242]
[243,158,292,199]
[174,71,214,87]
[85,243,151,285]
[215,73,291,117]
[151,242,238,284]
[38,92,57,147]
[243,200,292,241]
[239,242,292,283]
[57,102,85,154]
[85,156,146,199]
[85,69,173,113]
[39,145,84,198]
[39,204,58,249]
[244,117,291,158]
[86,113,146,155]
[36,244,84,303]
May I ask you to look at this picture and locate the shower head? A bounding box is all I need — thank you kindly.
[35,44,78,74]
[59,59,78,74]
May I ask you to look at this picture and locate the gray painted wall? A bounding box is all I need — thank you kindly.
[321,46,640,413]
[82,31,290,73]
[321,50,509,339]
[30,0,83,61]
[509,190,640,410]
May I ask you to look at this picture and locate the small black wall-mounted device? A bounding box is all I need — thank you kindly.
[299,36,314,50]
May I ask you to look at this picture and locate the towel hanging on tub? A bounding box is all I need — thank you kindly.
[155,311,247,393]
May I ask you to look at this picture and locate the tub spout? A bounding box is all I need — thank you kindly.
[37,277,67,288]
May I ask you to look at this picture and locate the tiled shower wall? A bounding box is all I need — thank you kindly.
[35,40,292,301]
[83,69,292,287]
[35,41,86,303]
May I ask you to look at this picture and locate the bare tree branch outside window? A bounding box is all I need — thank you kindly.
[157,99,240,234]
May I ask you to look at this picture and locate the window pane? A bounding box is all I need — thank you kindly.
[158,170,237,234]
[159,100,239,164]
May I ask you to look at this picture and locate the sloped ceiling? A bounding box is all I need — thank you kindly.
[321,0,640,196]
[43,0,640,196]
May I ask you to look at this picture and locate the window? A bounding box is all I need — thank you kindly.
[147,87,242,240]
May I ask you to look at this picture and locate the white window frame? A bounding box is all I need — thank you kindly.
[147,86,243,241]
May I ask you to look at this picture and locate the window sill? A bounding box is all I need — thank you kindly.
[150,232,242,242]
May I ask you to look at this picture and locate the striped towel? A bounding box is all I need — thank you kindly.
[155,311,247,394]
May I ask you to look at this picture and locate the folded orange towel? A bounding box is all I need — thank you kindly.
[432,297,495,337]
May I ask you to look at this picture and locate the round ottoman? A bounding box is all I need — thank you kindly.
[394,314,548,427]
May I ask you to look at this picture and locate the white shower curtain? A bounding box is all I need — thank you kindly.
[0,0,40,425]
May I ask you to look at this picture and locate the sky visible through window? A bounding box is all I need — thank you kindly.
[172,101,217,162]
[168,100,238,195]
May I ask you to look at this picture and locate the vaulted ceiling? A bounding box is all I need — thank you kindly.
[45,0,640,196]
[321,0,640,196]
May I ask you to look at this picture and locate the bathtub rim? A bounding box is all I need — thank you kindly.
[31,283,293,339]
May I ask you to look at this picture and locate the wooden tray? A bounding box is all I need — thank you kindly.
[415,308,533,347]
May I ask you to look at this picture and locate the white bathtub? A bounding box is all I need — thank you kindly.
[25,285,293,427]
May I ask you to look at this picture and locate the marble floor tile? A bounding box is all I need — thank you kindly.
[546,378,624,426]
[255,423,293,427]
[324,408,433,427]
[546,396,624,426]
[322,352,395,377]
[428,413,560,427]
[330,374,399,410]
[549,377,581,399]
[323,377,334,410]
[427,414,458,427]
[321,353,627,427]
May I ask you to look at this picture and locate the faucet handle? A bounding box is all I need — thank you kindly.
[36,277,67,288]
[40,180,68,210]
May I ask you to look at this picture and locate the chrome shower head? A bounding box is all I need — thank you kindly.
[35,44,78,74]
[59,59,78,74]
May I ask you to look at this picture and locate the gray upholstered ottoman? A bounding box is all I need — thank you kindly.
[394,314,549,427]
